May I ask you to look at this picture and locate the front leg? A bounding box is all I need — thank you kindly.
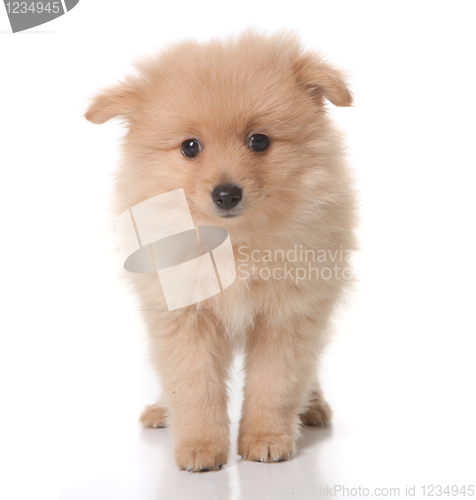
[238,315,325,462]
[149,309,233,471]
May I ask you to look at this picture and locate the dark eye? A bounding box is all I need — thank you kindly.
[248,134,270,152]
[181,138,201,158]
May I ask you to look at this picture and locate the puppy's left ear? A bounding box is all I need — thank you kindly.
[84,77,143,125]
[292,53,353,107]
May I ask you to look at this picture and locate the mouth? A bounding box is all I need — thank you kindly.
[221,213,240,219]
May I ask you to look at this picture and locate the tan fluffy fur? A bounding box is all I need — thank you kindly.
[85,31,356,472]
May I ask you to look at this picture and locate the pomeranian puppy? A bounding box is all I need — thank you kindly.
[85,31,356,472]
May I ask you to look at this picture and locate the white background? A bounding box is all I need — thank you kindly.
[1,1,475,499]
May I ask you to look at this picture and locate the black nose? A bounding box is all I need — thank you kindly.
[212,184,242,210]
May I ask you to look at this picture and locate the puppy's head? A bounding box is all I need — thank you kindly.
[85,32,352,236]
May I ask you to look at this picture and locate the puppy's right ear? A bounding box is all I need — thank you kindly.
[84,78,142,124]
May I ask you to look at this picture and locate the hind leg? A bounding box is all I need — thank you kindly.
[299,381,332,426]
[140,403,168,428]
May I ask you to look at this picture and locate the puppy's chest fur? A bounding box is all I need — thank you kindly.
[204,236,337,340]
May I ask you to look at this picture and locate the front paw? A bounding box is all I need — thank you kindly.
[175,439,228,472]
[238,433,295,462]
